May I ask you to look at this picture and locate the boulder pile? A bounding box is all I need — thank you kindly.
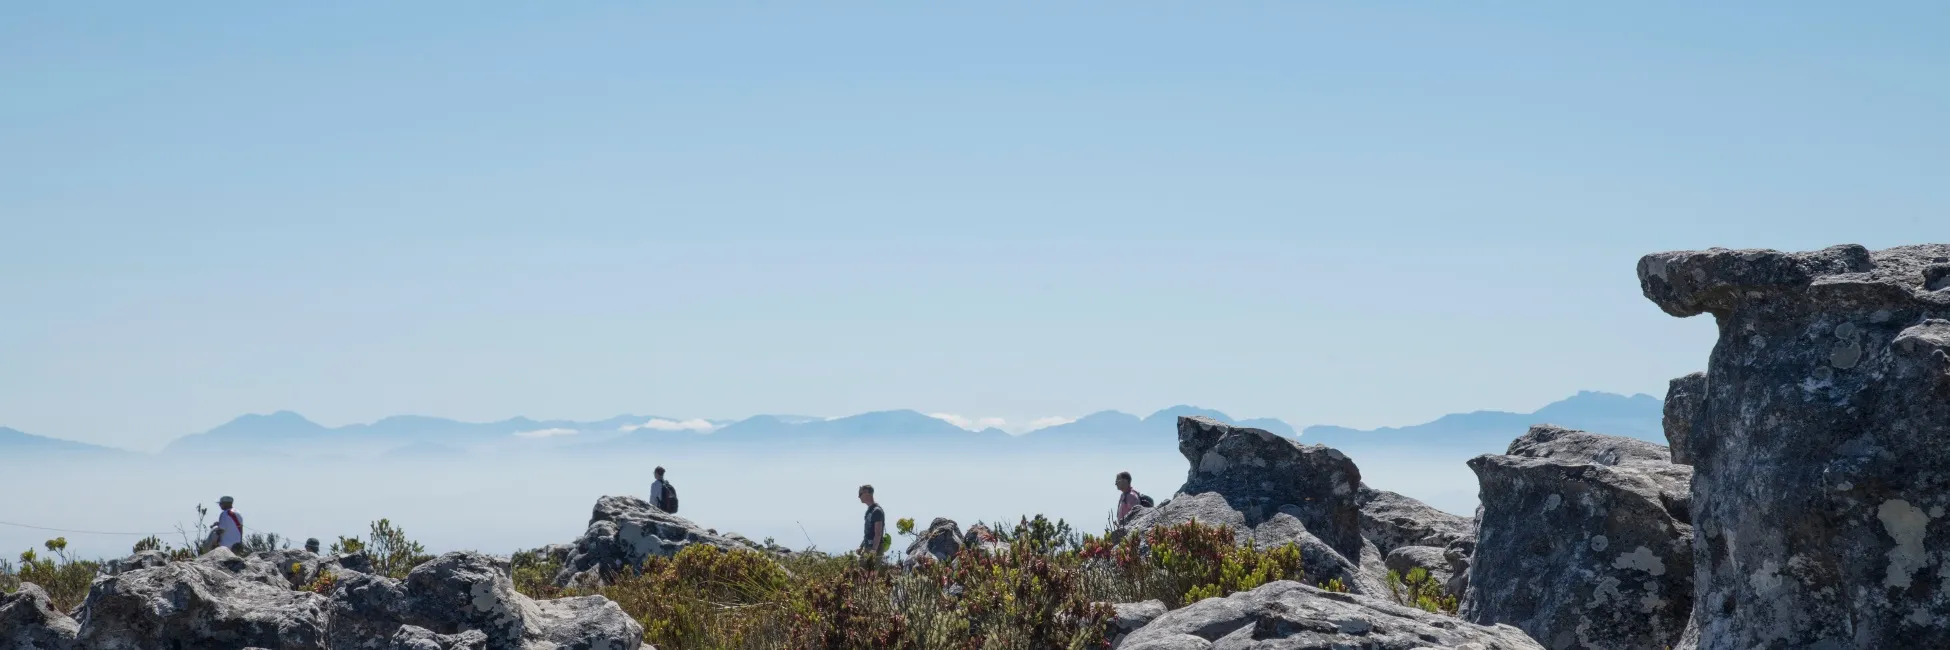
[2,546,642,650]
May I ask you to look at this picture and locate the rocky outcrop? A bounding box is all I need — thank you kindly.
[1117,580,1542,650]
[0,582,79,650]
[332,550,643,650]
[1443,537,1476,600]
[961,524,1009,555]
[1356,485,1475,555]
[1639,243,1950,648]
[552,495,770,588]
[1174,417,1367,562]
[1661,372,1705,465]
[1106,600,1166,649]
[254,548,326,589]
[904,517,964,565]
[67,546,639,650]
[1119,417,1433,597]
[73,551,332,649]
[1464,425,1694,650]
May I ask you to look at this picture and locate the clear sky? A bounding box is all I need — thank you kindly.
[3,3,1944,451]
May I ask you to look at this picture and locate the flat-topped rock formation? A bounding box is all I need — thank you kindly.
[1641,243,1950,648]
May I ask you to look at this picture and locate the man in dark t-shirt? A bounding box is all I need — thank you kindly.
[858,484,885,565]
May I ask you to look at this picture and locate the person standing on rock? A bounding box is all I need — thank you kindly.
[858,484,886,566]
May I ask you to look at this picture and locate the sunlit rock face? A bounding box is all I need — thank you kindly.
[1640,243,1950,649]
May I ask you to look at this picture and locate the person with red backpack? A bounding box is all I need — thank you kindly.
[210,495,244,552]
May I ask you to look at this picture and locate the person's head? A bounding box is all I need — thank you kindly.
[218,496,235,511]
[305,538,320,553]
[1116,472,1132,491]
[655,466,665,479]
[857,484,875,504]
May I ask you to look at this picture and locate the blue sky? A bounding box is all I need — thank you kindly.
[3,3,1944,451]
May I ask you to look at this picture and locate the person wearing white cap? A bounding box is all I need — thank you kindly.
[213,495,244,548]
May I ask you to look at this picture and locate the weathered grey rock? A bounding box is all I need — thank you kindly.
[1384,545,1456,597]
[1357,485,1476,555]
[389,625,488,650]
[552,495,763,588]
[1118,418,1399,596]
[324,550,376,577]
[903,517,964,565]
[329,551,642,650]
[1107,600,1167,649]
[1123,492,1386,597]
[1661,372,1705,465]
[1118,580,1542,650]
[0,583,78,650]
[254,548,325,589]
[1443,537,1476,601]
[325,570,414,650]
[1464,425,1694,650]
[101,550,172,576]
[1175,416,1367,563]
[1639,243,1950,649]
[190,546,294,589]
[73,558,331,649]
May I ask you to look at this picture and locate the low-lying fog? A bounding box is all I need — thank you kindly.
[1,447,1480,561]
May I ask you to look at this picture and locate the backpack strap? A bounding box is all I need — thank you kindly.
[227,511,243,535]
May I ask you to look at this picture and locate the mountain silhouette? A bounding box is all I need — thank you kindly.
[0,426,130,461]
[1301,391,1665,453]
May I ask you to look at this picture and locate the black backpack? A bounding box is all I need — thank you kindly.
[1137,493,1154,508]
[661,482,680,514]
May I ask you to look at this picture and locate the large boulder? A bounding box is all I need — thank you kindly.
[72,555,332,649]
[1118,417,1391,596]
[1123,492,1385,597]
[329,551,642,650]
[553,495,767,588]
[903,517,964,565]
[1174,416,1366,562]
[1356,485,1476,555]
[1464,425,1694,650]
[1117,580,1542,650]
[1639,243,1950,648]
[0,582,79,650]
[1661,372,1705,466]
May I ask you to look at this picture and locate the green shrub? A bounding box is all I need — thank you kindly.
[5,538,100,612]
[1386,567,1457,615]
[331,519,432,579]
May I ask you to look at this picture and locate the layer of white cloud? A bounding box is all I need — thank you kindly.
[929,413,1010,432]
[513,427,578,439]
[621,418,718,432]
[1023,416,1077,431]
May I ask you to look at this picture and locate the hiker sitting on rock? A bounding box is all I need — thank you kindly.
[858,484,886,565]
[649,466,678,513]
[204,495,244,553]
[1115,471,1152,524]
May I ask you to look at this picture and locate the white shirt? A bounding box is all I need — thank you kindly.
[216,508,244,546]
[649,480,668,508]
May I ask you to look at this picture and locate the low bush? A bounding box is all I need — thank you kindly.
[510,517,1338,649]
[1386,567,1457,615]
[2,538,101,612]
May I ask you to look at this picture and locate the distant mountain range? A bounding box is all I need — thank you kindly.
[1300,391,1665,451]
[0,391,1666,461]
